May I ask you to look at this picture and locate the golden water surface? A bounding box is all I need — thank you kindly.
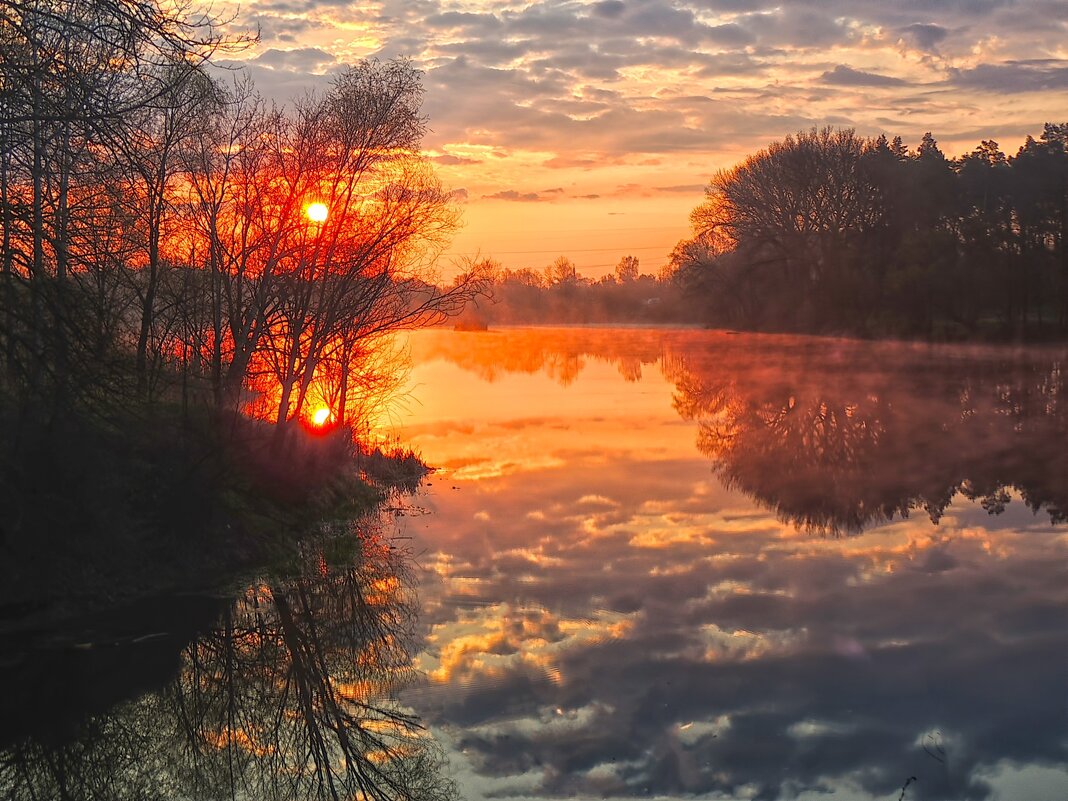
[395,326,1068,801]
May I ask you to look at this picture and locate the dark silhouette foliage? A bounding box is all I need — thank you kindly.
[673,125,1068,339]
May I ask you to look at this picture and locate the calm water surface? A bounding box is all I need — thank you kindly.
[394,327,1068,801]
[1,326,1065,801]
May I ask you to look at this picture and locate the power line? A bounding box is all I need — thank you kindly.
[573,261,668,272]
[453,225,683,235]
[443,243,677,257]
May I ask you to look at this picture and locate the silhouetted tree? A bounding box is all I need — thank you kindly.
[688,127,886,330]
[0,0,241,409]
[615,254,639,282]
[544,255,578,286]
[678,124,1068,339]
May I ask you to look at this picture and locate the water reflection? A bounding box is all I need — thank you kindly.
[399,328,1068,801]
[671,338,1068,534]
[0,522,454,801]
[416,329,1068,533]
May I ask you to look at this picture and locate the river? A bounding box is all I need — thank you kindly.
[0,326,1065,801]
[394,326,1068,801]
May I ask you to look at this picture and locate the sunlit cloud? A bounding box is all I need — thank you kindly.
[220,0,1068,273]
[419,603,636,685]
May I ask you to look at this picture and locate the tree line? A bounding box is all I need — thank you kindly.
[0,0,479,442]
[455,254,698,327]
[669,125,1068,339]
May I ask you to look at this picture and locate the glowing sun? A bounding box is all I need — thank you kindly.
[312,406,332,426]
[306,202,328,223]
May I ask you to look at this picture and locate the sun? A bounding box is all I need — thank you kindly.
[311,406,332,426]
[305,202,329,223]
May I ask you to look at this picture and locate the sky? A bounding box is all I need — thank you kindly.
[220,0,1068,278]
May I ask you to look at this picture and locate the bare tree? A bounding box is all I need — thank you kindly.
[544,255,577,285]
[180,61,481,437]
[0,0,245,407]
[615,254,639,282]
[106,61,223,397]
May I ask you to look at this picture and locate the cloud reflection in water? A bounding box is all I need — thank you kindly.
[398,327,1068,801]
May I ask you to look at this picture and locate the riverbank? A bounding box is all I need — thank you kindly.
[0,404,426,631]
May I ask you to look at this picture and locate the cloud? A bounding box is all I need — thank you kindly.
[591,0,625,20]
[897,22,950,51]
[950,60,1068,93]
[432,154,482,166]
[250,47,336,73]
[821,65,909,87]
[230,0,1068,212]
[741,7,855,49]
[543,156,604,169]
[481,190,544,202]
[423,10,503,33]
[654,184,706,194]
[609,183,717,198]
[245,14,324,44]
[475,187,597,202]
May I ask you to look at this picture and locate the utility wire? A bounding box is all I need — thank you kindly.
[452,225,683,235]
[443,243,677,257]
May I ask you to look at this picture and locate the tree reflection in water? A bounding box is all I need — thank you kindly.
[670,338,1068,534]
[394,327,1067,801]
[0,522,454,801]
[415,328,1068,534]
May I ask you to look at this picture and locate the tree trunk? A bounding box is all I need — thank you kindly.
[337,340,351,427]
[30,83,45,392]
[136,196,162,398]
[53,120,71,404]
[1,137,14,381]
[210,224,224,405]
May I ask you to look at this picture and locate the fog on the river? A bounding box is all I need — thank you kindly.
[2,327,1065,801]
[395,327,1068,801]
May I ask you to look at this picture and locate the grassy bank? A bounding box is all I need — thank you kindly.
[0,403,426,629]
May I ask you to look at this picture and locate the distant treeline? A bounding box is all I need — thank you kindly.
[454,255,699,327]
[458,124,1068,339]
[670,125,1068,339]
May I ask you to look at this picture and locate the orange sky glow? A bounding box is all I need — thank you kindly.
[216,0,1068,278]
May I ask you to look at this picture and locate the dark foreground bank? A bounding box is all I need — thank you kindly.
[0,404,427,630]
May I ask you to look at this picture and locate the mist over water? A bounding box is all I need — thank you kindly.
[395,326,1068,801]
[1,326,1064,801]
